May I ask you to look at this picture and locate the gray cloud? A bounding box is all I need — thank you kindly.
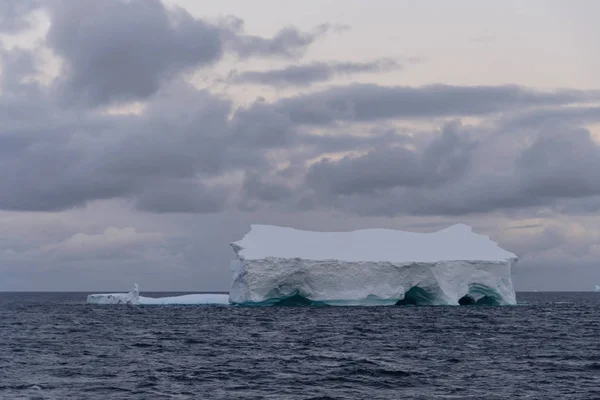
[3,13,600,221]
[308,147,423,195]
[553,196,600,214]
[0,0,39,33]
[273,84,595,124]
[0,49,234,212]
[230,101,297,148]
[134,180,228,213]
[46,0,329,106]
[4,50,600,218]
[0,45,296,213]
[298,125,600,217]
[240,172,294,206]
[516,128,600,199]
[297,128,411,156]
[224,21,331,59]
[231,59,400,87]
[47,0,224,105]
[4,1,600,292]
[0,47,39,91]
[500,106,600,130]
[306,122,474,196]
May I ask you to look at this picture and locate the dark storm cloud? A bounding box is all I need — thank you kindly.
[273,84,594,124]
[231,59,400,87]
[45,0,329,106]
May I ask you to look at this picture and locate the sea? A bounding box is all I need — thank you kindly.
[1,292,599,399]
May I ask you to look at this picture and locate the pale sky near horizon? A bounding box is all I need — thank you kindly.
[1,0,600,292]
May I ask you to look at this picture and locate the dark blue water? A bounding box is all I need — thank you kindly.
[1,292,600,399]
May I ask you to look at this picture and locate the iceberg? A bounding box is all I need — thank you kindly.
[87,283,140,305]
[86,283,230,305]
[138,293,230,305]
[595,285,600,292]
[229,224,518,306]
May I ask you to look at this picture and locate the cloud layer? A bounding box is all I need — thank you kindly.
[230,59,401,87]
[1,0,600,289]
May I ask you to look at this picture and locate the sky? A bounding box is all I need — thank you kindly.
[1,0,600,292]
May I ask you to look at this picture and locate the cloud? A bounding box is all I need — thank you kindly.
[38,227,169,262]
[224,20,331,59]
[500,106,600,130]
[45,0,329,106]
[499,221,600,263]
[296,124,600,217]
[0,224,187,286]
[273,84,595,124]
[230,59,400,87]
[229,100,297,148]
[3,45,600,218]
[3,1,600,292]
[47,0,224,105]
[306,122,474,196]
[307,147,423,195]
[0,51,292,213]
[0,47,39,90]
[0,0,40,33]
[2,5,600,222]
[516,128,600,199]
[244,174,293,203]
[134,179,229,213]
[0,59,240,211]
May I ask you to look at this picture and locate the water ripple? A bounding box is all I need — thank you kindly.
[1,292,600,399]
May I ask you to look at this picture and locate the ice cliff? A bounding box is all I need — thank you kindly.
[229,224,518,306]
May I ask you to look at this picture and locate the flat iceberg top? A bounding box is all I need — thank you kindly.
[232,223,517,263]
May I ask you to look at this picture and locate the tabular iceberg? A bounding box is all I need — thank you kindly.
[86,283,230,305]
[229,224,518,306]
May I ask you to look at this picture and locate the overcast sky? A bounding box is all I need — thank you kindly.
[1,0,600,291]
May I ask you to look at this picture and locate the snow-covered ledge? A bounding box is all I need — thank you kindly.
[229,224,518,306]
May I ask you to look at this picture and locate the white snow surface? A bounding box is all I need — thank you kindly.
[139,294,230,305]
[229,224,518,306]
[86,284,229,305]
[232,224,516,263]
